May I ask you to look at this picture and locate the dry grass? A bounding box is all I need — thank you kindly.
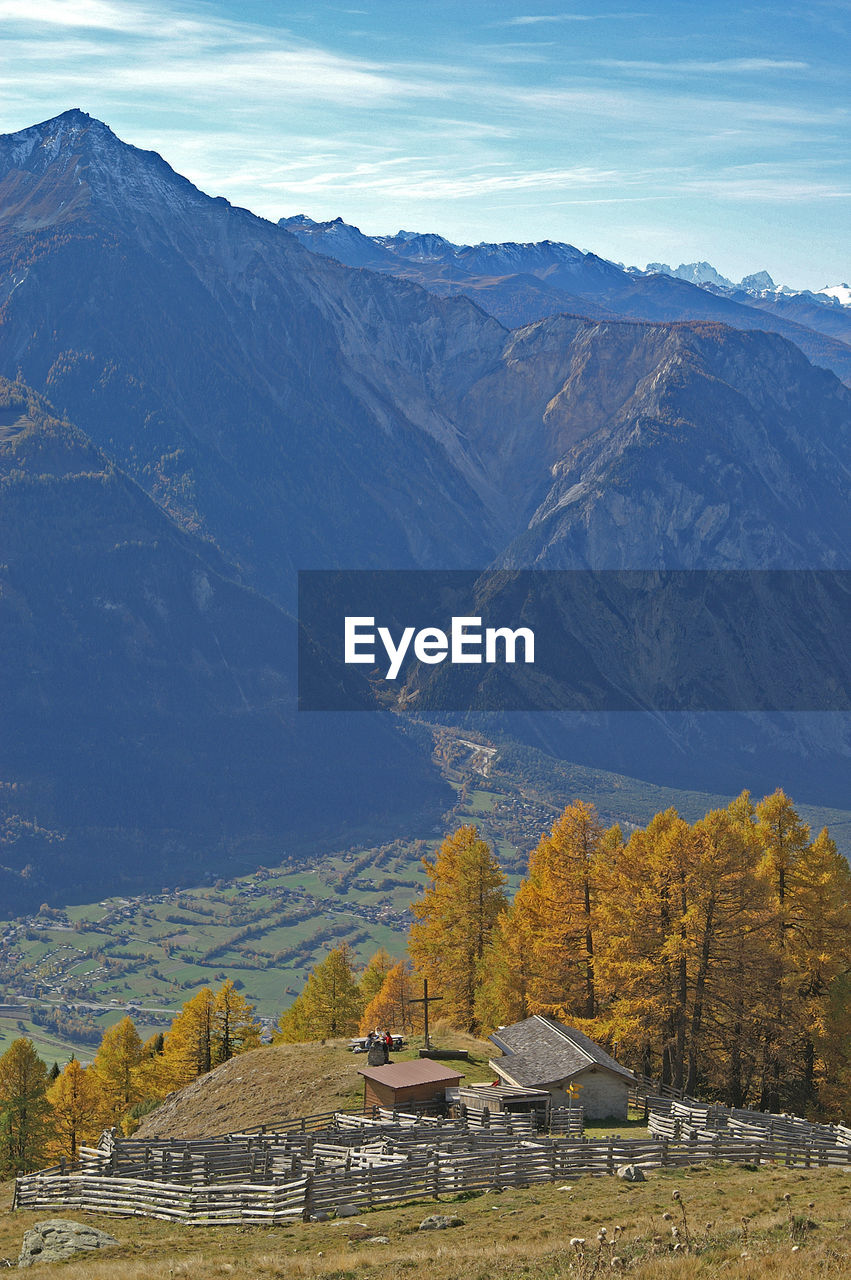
[3,1160,851,1277]
[135,1033,497,1140]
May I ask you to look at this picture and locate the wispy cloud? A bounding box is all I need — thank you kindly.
[495,12,645,23]
[596,57,810,72]
[683,164,851,201]
[0,0,143,30]
[250,160,625,202]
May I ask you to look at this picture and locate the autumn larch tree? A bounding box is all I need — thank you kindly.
[507,801,611,1022]
[0,1038,52,1175]
[158,987,216,1091]
[359,949,396,1008]
[212,980,261,1065]
[276,943,364,1042]
[361,961,424,1037]
[47,1057,100,1162]
[408,824,507,1033]
[91,1016,147,1131]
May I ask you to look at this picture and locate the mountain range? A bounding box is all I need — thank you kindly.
[1,109,849,907]
[280,214,851,383]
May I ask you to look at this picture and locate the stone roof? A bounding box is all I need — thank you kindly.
[489,1015,634,1089]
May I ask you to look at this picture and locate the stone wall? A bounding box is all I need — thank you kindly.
[548,1068,628,1119]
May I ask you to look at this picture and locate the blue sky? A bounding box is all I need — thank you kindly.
[1,0,848,289]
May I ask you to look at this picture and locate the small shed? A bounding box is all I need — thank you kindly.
[489,1015,635,1120]
[457,1084,551,1127]
[358,1059,463,1113]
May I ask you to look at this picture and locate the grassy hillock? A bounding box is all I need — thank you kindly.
[135,1031,497,1139]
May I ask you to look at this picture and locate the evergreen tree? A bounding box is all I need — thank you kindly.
[158,988,216,1090]
[360,961,423,1036]
[408,825,507,1033]
[212,979,261,1064]
[276,943,363,1041]
[91,1016,146,1129]
[47,1058,100,1162]
[0,1038,51,1175]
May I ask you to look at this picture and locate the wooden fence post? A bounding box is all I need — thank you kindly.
[302,1173,314,1222]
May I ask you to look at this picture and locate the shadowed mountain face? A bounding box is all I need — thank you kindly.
[1,111,851,904]
[0,380,446,911]
[282,215,851,386]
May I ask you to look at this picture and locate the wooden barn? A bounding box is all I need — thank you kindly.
[358,1059,464,1113]
[489,1015,635,1120]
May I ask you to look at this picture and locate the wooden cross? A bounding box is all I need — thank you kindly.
[408,978,443,1050]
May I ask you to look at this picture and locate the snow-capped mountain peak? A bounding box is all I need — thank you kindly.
[820,283,851,307]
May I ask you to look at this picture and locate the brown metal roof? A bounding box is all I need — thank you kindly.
[358,1059,464,1088]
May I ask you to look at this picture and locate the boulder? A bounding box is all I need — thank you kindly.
[418,1214,464,1231]
[616,1164,646,1183]
[18,1220,119,1268]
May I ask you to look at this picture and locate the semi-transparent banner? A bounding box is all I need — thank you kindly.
[297,570,851,712]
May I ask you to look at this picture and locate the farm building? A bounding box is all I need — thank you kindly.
[456,1084,552,1127]
[489,1015,634,1119]
[358,1058,464,1112]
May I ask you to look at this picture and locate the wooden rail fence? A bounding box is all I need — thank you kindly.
[15,1103,851,1225]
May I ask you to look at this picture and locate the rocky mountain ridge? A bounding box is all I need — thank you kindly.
[281,213,851,382]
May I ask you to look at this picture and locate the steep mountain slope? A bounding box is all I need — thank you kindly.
[0,378,446,911]
[0,112,510,601]
[282,216,851,385]
[497,320,851,569]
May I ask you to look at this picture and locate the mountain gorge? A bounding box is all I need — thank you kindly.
[1,110,850,906]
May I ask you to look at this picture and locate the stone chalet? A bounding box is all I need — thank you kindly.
[489,1015,635,1119]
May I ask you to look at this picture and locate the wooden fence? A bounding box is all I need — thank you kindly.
[649,1100,851,1152]
[15,1105,851,1225]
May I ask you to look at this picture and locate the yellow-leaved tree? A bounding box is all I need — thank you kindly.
[0,1037,52,1175]
[47,1057,101,1162]
[408,825,507,1033]
[158,987,216,1092]
[504,800,613,1023]
[276,943,364,1042]
[358,949,396,1009]
[212,980,261,1065]
[360,961,424,1037]
[91,1016,148,1132]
